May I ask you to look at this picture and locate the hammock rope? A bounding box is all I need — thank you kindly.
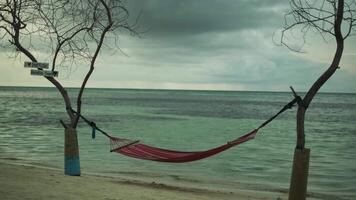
[71,96,300,163]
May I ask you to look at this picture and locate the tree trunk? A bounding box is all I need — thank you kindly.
[64,127,81,176]
[288,1,344,199]
[288,148,310,200]
[288,106,309,199]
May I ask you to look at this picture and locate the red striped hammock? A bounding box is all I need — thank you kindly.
[108,129,258,163]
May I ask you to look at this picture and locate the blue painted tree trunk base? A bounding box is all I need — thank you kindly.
[65,156,81,176]
[64,127,81,176]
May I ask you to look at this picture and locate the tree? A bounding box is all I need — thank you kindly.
[280,0,355,199]
[0,0,137,176]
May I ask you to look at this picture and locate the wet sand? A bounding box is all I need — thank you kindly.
[0,162,287,200]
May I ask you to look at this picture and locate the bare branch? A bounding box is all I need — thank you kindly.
[281,0,355,50]
[74,0,133,127]
[1,0,139,127]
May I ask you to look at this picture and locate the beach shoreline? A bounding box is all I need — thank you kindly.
[0,161,289,200]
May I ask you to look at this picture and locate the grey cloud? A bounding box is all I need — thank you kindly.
[128,0,288,37]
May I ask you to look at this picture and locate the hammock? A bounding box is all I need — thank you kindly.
[108,129,257,163]
[74,96,299,163]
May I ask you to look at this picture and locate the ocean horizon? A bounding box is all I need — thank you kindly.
[0,86,355,200]
[1,85,355,95]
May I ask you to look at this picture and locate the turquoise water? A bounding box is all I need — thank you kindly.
[0,86,355,199]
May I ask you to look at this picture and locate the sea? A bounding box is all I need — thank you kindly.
[0,86,355,199]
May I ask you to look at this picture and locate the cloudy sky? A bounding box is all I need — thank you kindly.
[0,0,355,93]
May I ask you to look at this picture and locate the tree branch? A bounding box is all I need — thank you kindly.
[73,0,114,127]
[1,0,138,128]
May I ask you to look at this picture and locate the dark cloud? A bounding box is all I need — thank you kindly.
[128,0,288,37]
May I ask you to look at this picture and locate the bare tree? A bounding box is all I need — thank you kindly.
[0,0,138,176]
[280,0,355,199]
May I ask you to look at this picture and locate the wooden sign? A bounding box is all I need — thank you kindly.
[31,69,58,77]
[24,62,49,69]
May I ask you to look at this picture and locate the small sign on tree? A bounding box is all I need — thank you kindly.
[30,69,58,77]
[24,62,49,69]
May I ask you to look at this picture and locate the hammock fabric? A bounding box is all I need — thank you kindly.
[74,96,299,163]
[108,129,258,163]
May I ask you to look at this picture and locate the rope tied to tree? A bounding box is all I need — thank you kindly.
[256,97,299,130]
[70,109,111,138]
[71,95,302,139]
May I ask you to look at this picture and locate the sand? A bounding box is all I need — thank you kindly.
[0,162,287,200]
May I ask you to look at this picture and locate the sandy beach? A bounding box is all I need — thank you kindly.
[0,162,289,200]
